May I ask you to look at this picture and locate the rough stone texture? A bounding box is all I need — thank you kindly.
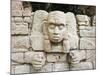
[80,38,96,50]
[24,51,46,70]
[76,15,90,26]
[14,17,23,22]
[23,17,32,23]
[30,35,44,50]
[11,36,30,49]
[24,51,46,63]
[11,22,29,35]
[70,62,93,70]
[79,26,96,37]
[22,7,32,16]
[12,10,23,16]
[11,1,23,10]
[12,52,24,63]
[31,10,48,34]
[69,50,86,64]
[92,15,96,26]
[66,12,79,49]
[13,64,30,74]
[11,48,28,52]
[86,50,96,69]
[47,53,67,62]
[53,62,69,71]
[30,63,53,73]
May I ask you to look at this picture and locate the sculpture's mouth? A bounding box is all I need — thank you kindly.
[53,35,60,39]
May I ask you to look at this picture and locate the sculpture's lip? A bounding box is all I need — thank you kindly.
[53,36,60,39]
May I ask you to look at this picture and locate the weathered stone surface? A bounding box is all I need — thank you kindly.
[11,36,30,49]
[24,51,46,70]
[76,15,90,26]
[80,38,96,49]
[11,23,29,35]
[53,62,69,71]
[12,61,20,65]
[66,12,79,49]
[12,53,24,63]
[41,63,53,72]
[11,66,15,74]
[23,17,31,23]
[86,50,96,69]
[14,17,23,22]
[92,15,96,26]
[14,64,30,74]
[32,10,48,34]
[12,10,23,16]
[69,50,86,64]
[11,48,28,52]
[70,62,93,70]
[79,26,96,37]
[30,35,44,50]
[47,53,67,62]
[31,63,53,73]
[11,1,23,10]
[22,7,32,16]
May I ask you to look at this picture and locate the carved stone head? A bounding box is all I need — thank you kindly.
[43,11,70,53]
[69,50,86,64]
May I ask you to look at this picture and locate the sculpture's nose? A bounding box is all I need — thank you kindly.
[54,27,59,35]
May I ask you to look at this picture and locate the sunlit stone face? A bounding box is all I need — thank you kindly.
[47,11,66,43]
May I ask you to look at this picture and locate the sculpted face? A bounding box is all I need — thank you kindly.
[69,50,86,64]
[47,11,66,43]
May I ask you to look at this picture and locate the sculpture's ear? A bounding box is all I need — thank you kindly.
[42,20,48,35]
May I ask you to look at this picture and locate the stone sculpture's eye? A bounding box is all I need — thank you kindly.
[59,25,64,30]
[48,25,55,29]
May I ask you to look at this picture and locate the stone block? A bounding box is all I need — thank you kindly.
[14,17,23,22]
[53,62,69,71]
[80,38,96,50]
[11,61,20,65]
[79,26,96,37]
[47,53,67,62]
[30,35,44,50]
[70,62,93,70]
[11,23,29,35]
[11,52,24,63]
[11,1,23,10]
[24,51,46,64]
[11,48,28,52]
[76,15,90,26]
[14,64,30,74]
[86,50,96,69]
[11,36,30,49]
[12,10,23,16]
[11,66,15,74]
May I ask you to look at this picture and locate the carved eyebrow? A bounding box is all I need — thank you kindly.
[49,23,65,26]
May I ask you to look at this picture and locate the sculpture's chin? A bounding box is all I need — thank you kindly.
[50,38,62,43]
